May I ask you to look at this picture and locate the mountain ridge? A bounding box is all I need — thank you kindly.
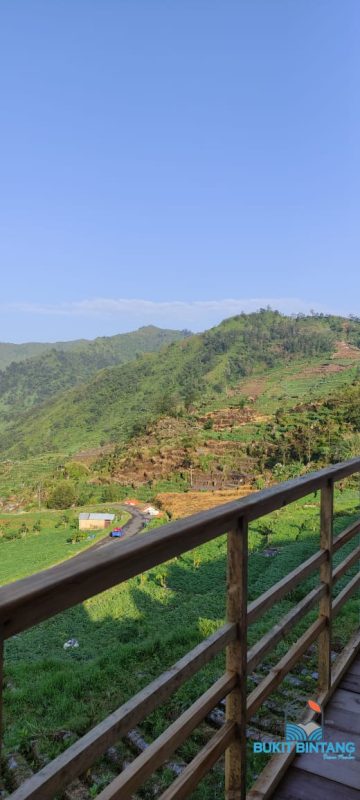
[0,325,190,416]
[1,310,359,461]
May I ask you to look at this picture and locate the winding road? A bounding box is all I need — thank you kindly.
[86,503,146,551]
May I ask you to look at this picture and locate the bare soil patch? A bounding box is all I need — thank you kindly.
[156,487,253,519]
[331,340,360,360]
[237,376,268,401]
[298,363,347,377]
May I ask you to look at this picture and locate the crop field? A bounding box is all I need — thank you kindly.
[0,453,67,497]
[1,486,359,798]
[0,507,129,584]
[242,359,359,414]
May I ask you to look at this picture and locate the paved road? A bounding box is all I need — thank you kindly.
[86,504,146,551]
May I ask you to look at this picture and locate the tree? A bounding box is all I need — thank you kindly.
[47,481,77,509]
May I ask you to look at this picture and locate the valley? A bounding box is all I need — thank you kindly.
[0,310,359,799]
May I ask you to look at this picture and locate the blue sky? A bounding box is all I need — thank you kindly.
[1,0,359,342]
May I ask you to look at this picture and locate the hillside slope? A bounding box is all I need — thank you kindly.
[1,311,359,460]
[0,326,189,417]
[0,337,98,371]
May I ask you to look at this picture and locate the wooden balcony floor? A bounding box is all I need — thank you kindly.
[271,653,360,799]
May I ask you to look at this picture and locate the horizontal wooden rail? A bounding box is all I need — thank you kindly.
[247,549,326,625]
[7,623,236,800]
[332,517,360,553]
[159,722,236,800]
[1,457,359,640]
[1,458,359,800]
[96,673,236,800]
[247,583,326,672]
[247,627,360,800]
[247,617,326,718]
[332,571,360,617]
[332,542,360,585]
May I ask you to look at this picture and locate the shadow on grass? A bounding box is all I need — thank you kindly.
[2,503,359,796]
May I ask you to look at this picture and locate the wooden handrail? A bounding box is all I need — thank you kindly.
[333,571,360,616]
[247,582,327,672]
[1,457,359,800]
[6,624,236,800]
[333,543,360,584]
[159,722,236,800]
[247,548,327,625]
[247,617,326,718]
[1,457,359,640]
[333,517,360,552]
[95,673,236,800]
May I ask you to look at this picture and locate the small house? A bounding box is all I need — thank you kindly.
[78,512,115,531]
[143,505,160,517]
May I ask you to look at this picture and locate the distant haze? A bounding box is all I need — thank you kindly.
[0,297,352,343]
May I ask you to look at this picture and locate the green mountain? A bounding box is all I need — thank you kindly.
[0,326,190,418]
[1,310,359,461]
[0,342,57,371]
[0,337,102,371]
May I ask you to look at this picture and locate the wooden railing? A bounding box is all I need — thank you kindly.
[0,457,360,800]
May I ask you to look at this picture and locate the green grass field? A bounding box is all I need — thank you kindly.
[0,507,130,584]
[1,487,359,798]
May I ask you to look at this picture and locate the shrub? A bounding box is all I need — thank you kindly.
[47,481,77,509]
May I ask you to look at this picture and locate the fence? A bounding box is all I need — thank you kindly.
[0,457,360,799]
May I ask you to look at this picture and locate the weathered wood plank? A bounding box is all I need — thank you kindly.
[341,656,360,691]
[225,517,248,799]
[7,623,235,800]
[332,543,360,585]
[347,656,360,676]
[1,459,359,640]
[158,722,235,800]
[340,675,360,694]
[292,726,360,788]
[247,630,360,799]
[247,617,326,718]
[328,630,360,694]
[272,768,360,800]
[318,481,333,694]
[325,687,360,735]
[247,550,326,626]
[333,572,360,617]
[332,519,360,553]
[247,583,326,672]
[0,625,3,757]
[95,673,236,800]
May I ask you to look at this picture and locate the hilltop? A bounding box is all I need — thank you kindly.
[0,325,190,418]
[0,311,359,510]
[1,313,359,796]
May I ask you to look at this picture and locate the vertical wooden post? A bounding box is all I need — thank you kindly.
[225,516,248,800]
[318,480,334,695]
[0,625,3,760]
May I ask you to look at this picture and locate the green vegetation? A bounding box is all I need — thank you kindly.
[0,507,129,584]
[1,488,359,797]
[0,311,359,510]
[1,310,359,460]
[0,325,189,419]
[0,312,359,796]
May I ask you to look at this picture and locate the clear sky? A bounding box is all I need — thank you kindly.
[1,0,359,342]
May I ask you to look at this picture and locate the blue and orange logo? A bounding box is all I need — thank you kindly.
[285,699,323,742]
[253,698,356,760]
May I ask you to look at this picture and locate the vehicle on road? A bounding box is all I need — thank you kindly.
[109,527,124,538]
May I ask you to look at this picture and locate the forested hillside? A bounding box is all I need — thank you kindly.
[0,311,359,462]
[0,326,189,417]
